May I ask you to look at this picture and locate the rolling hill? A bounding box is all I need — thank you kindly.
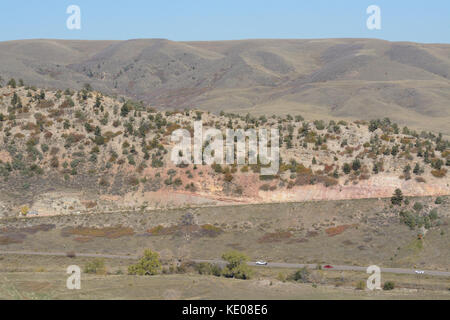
[0,38,449,134]
[0,85,448,217]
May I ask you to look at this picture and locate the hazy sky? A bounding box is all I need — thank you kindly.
[0,0,449,43]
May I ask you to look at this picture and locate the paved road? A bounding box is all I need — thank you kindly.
[1,251,449,277]
[0,251,137,260]
[194,259,450,277]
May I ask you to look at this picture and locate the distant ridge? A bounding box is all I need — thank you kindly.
[0,38,449,134]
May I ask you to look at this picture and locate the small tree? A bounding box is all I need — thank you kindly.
[221,251,252,280]
[432,159,444,170]
[11,92,19,106]
[21,205,29,216]
[84,259,106,275]
[128,250,162,276]
[383,281,395,291]
[343,163,351,175]
[391,145,399,156]
[373,163,379,174]
[120,103,130,117]
[429,208,439,221]
[94,95,102,109]
[7,78,16,88]
[413,202,423,212]
[356,280,366,290]
[391,189,404,206]
[403,164,412,180]
[413,163,421,175]
[289,267,311,283]
[352,159,361,171]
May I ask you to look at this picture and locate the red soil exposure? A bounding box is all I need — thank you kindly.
[61,226,134,239]
[325,224,358,237]
[258,231,293,243]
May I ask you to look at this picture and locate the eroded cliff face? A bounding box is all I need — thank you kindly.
[259,176,450,203]
[1,86,448,217]
[5,174,445,218]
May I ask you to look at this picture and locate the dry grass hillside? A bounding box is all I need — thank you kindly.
[0,83,448,217]
[0,39,449,134]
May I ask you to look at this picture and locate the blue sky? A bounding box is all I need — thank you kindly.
[0,0,449,43]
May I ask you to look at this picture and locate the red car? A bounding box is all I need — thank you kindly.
[323,265,334,269]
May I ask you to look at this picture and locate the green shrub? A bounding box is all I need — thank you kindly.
[391,189,404,206]
[352,159,361,171]
[413,202,423,212]
[195,262,222,276]
[221,251,252,280]
[174,177,182,186]
[288,267,311,283]
[383,281,395,291]
[429,208,439,221]
[313,120,325,130]
[400,211,417,230]
[128,250,162,276]
[356,280,366,290]
[343,163,351,174]
[212,163,223,174]
[84,259,106,275]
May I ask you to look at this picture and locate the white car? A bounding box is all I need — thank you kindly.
[415,270,425,275]
[256,261,268,266]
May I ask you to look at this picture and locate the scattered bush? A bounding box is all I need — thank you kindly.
[356,280,366,290]
[431,169,447,178]
[195,262,222,277]
[413,202,423,212]
[128,250,162,276]
[383,281,395,291]
[391,189,404,206]
[84,259,106,275]
[288,267,311,283]
[221,251,252,280]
